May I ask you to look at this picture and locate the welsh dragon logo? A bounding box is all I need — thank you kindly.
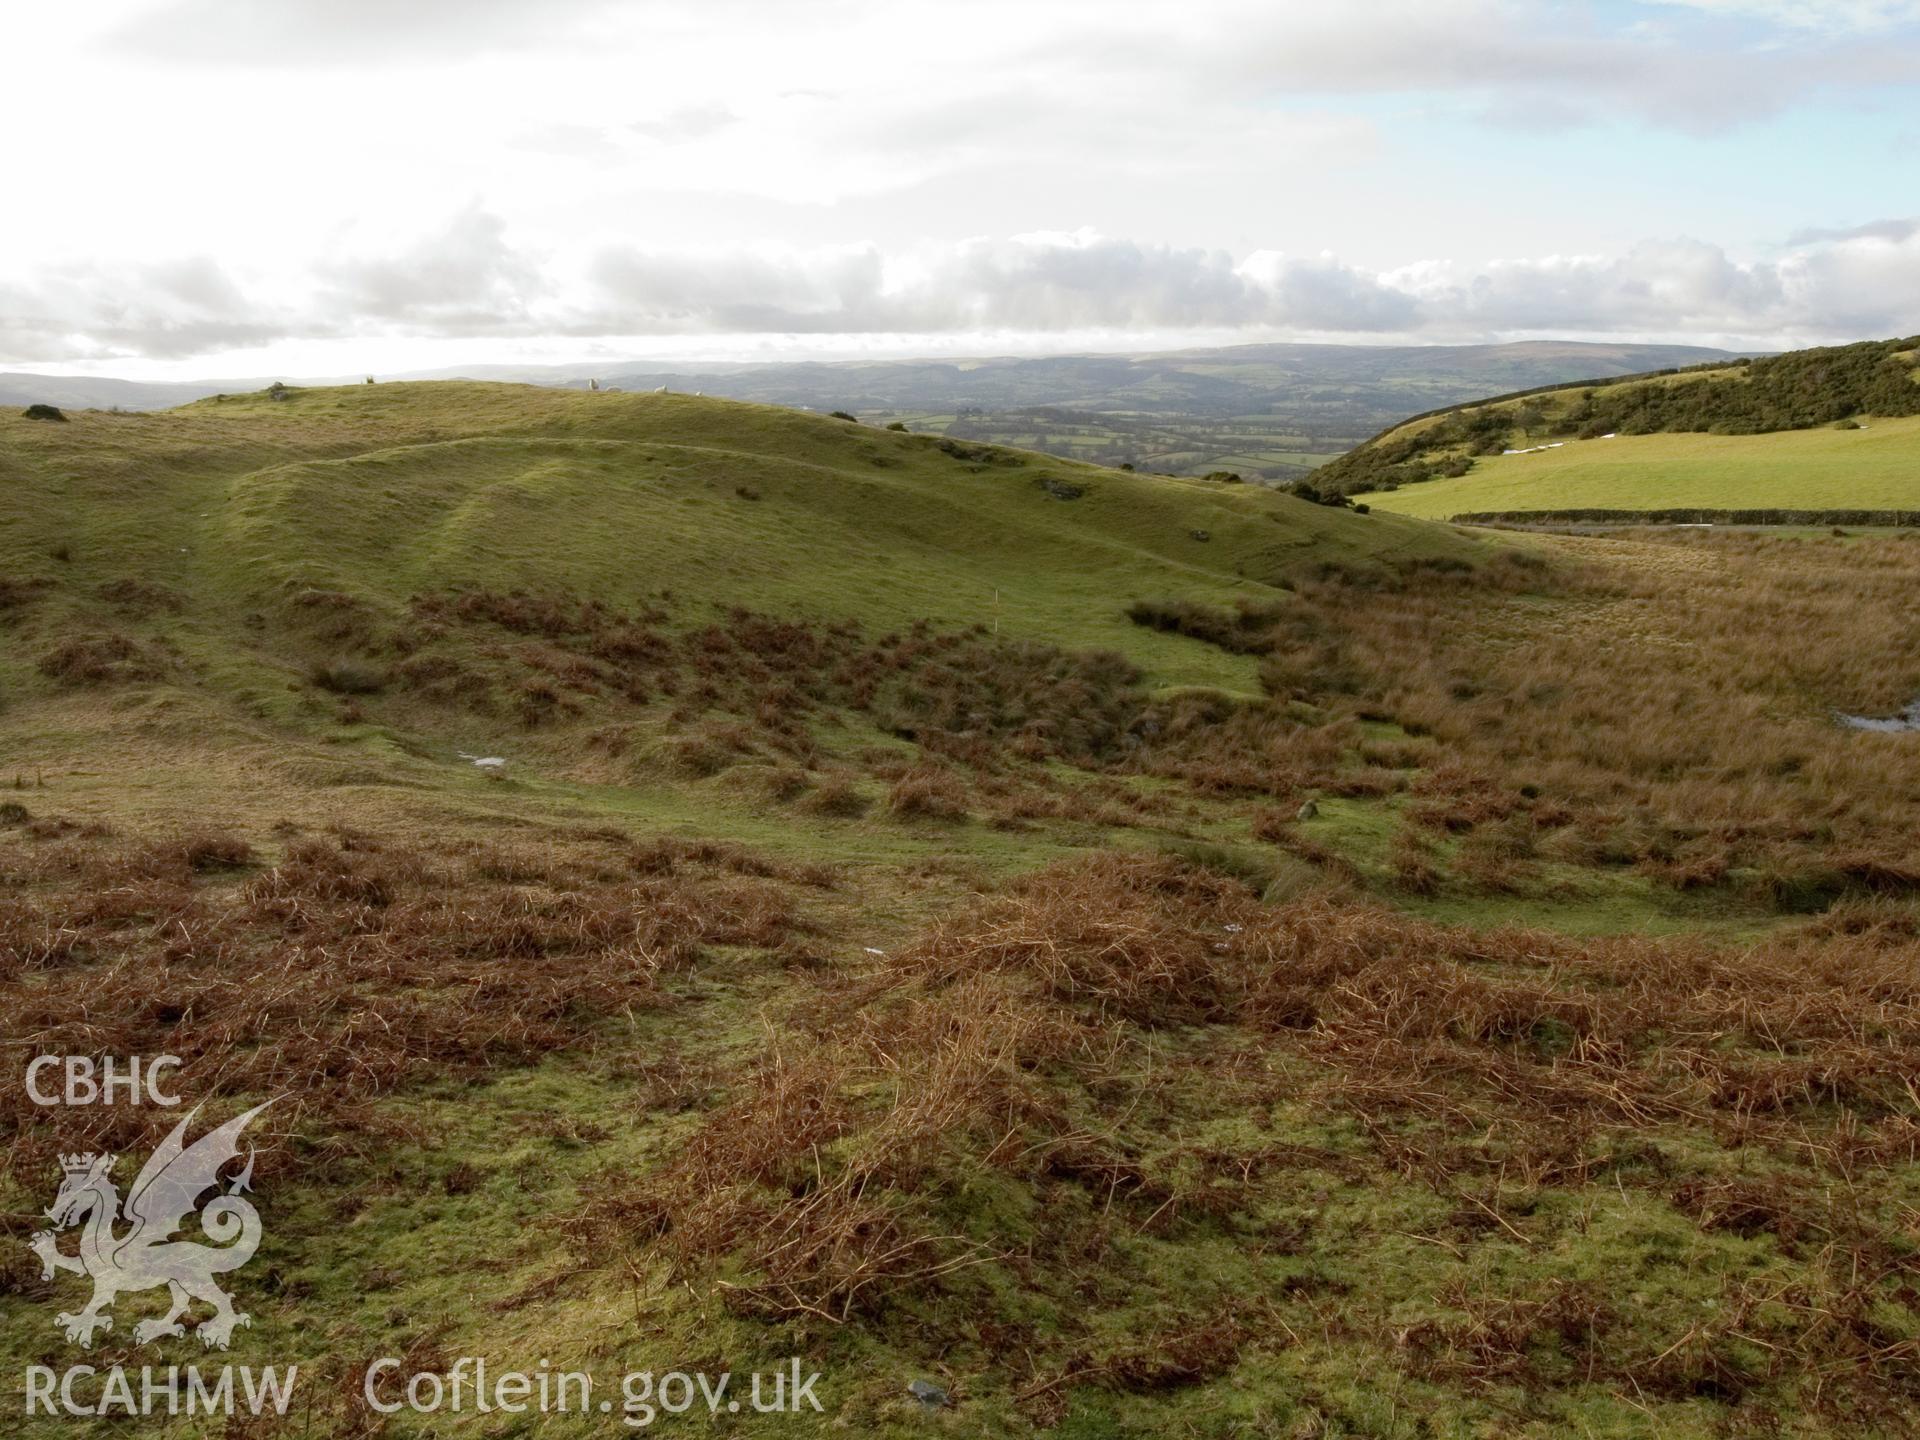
[28,1102,272,1350]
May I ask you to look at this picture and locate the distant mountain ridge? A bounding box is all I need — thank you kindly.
[0,373,267,411]
[592,341,1744,416]
[1,341,1744,414]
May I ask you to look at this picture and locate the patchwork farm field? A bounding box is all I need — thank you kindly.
[1366,414,1920,519]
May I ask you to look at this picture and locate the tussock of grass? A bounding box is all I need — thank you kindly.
[885,765,971,821]
[307,656,388,694]
[35,631,163,686]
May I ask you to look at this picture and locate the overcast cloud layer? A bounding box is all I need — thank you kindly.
[6,0,1919,375]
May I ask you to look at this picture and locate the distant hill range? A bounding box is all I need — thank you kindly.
[1314,335,1920,501]
[0,373,265,412]
[0,340,1745,483]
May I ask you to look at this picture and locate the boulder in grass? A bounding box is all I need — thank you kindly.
[907,1380,948,1409]
[23,403,65,422]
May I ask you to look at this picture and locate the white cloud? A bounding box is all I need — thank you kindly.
[1066,0,1920,134]
[8,220,1918,367]
[629,105,740,143]
[1786,218,1920,244]
[6,1,1917,371]
[316,208,546,331]
[1412,240,1790,333]
[0,257,293,362]
[1639,0,1920,31]
[585,233,1423,335]
[1242,252,1423,332]
[103,0,605,64]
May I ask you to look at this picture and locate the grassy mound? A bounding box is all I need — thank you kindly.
[0,381,1474,702]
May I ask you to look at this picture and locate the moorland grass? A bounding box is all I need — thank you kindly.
[4,384,1919,1438]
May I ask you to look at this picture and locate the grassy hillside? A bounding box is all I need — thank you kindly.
[1365,412,1920,519]
[1315,335,1920,505]
[0,382,1464,700]
[4,384,1919,1438]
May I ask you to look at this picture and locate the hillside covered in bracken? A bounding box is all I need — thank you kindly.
[3,380,1918,1436]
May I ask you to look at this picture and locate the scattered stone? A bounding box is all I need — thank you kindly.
[1040,477,1085,501]
[23,403,65,422]
[1190,528,1211,541]
[1839,697,1920,733]
[1296,799,1319,821]
[907,1380,948,1409]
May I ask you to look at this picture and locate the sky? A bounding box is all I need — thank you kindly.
[4,0,1919,378]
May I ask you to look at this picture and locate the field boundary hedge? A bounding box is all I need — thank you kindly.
[1451,507,1920,528]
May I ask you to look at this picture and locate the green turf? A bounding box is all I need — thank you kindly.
[0,382,1481,698]
[1365,414,1920,519]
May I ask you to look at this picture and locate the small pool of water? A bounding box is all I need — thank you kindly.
[1839,698,1920,733]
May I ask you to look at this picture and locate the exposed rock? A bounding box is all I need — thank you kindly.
[907,1380,948,1409]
